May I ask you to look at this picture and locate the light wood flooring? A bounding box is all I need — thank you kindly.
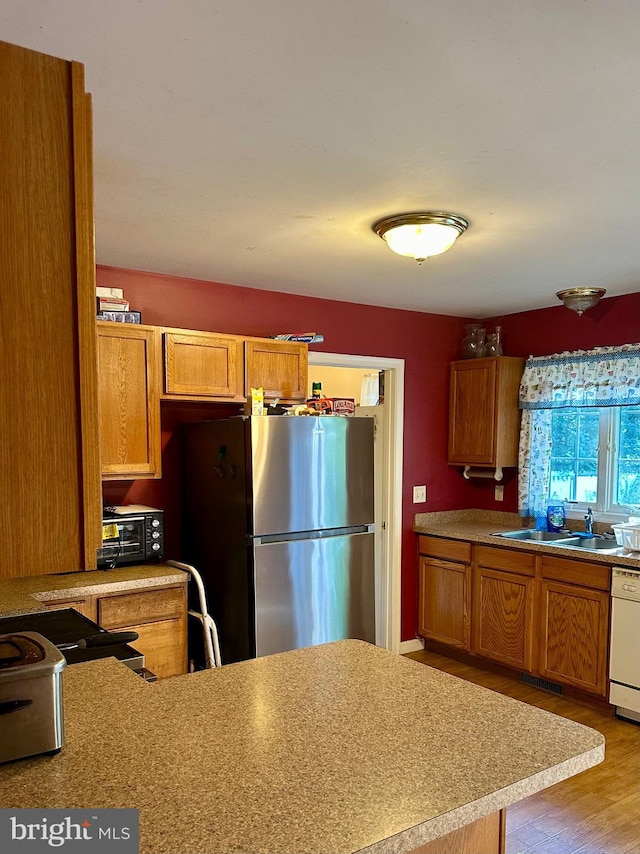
[405,649,640,854]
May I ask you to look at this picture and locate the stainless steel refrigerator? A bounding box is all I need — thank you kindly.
[181,416,375,665]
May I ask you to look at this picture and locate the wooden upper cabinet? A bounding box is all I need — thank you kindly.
[97,323,162,480]
[162,329,244,401]
[448,356,524,468]
[245,339,308,402]
[0,41,102,578]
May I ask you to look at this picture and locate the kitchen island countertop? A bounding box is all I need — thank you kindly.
[0,640,604,854]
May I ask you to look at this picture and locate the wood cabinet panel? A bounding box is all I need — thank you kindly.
[244,339,308,402]
[476,545,535,576]
[448,359,497,464]
[44,598,97,622]
[418,536,471,564]
[418,557,470,649]
[0,42,101,578]
[114,617,187,680]
[163,330,244,400]
[541,555,610,592]
[472,567,535,671]
[98,323,162,479]
[539,580,609,696]
[448,356,524,469]
[98,586,184,629]
[408,810,505,854]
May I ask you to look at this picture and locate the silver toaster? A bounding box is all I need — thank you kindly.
[0,631,66,764]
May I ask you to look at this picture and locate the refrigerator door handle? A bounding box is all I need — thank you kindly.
[252,524,375,547]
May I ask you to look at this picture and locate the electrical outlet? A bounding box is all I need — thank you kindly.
[413,485,426,503]
[495,485,504,502]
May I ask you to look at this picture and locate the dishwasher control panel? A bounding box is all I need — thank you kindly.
[612,567,640,601]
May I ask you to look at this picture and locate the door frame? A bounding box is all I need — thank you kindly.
[308,351,404,653]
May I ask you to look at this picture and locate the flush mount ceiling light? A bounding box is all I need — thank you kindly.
[372,211,469,264]
[556,287,607,316]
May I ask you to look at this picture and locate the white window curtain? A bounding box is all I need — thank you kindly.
[517,343,640,516]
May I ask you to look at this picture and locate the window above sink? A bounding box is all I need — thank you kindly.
[550,406,640,520]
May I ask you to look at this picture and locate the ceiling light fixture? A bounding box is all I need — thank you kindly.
[372,211,469,264]
[556,287,606,316]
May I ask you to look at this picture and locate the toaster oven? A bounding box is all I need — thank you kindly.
[98,505,164,568]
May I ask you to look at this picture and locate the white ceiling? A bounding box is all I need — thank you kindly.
[3,0,640,317]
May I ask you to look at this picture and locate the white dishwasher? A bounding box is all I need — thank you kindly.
[609,567,640,724]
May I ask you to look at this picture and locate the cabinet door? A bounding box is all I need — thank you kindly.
[539,580,609,696]
[109,619,187,680]
[448,359,497,464]
[0,43,101,578]
[418,557,470,650]
[98,323,162,479]
[98,585,187,679]
[245,340,308,402]
[472,567,535,671]
[163,330,244,400]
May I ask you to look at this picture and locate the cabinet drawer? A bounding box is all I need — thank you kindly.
[541,556,610,591]
[475,545,535,576]
[418,535,471,564]
[44,598,97,622]
[98,586,185,629]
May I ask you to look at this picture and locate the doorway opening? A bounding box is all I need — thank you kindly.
[307,352,404,653]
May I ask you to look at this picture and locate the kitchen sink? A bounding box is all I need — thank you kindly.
[493,529,579,542]
[551,537,621,552]
[493,529,622,553]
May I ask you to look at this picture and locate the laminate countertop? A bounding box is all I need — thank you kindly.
[0,564,188,618]
[414,510,640,569]
[0,640,604,854]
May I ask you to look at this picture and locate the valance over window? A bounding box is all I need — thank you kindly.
[519,343,640,410]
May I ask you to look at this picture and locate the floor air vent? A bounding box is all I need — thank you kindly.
[519,673,563,695]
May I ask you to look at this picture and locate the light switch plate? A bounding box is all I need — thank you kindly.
[413,485,426,503]
[495,485,504,501]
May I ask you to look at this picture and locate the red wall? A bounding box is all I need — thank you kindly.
[491,292,640,359]
[98,266,639,642]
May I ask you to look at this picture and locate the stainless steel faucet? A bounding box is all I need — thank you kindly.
[584,507,594,535]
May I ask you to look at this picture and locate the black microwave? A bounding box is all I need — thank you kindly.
[98,506,164,569]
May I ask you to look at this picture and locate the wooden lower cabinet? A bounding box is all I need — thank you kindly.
[98,585,187,680]
[472,567,535,671]
[539,580,609,696]
[418,536,612,699]
[44,597,97,622]
[44,582,188,680]
[419,556,470,650]
[408,810,505,854]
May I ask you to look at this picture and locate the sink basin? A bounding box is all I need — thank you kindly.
[493,529,579,542]
[552,538,621,552]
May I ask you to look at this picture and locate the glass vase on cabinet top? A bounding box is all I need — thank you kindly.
[460,324,486,359]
